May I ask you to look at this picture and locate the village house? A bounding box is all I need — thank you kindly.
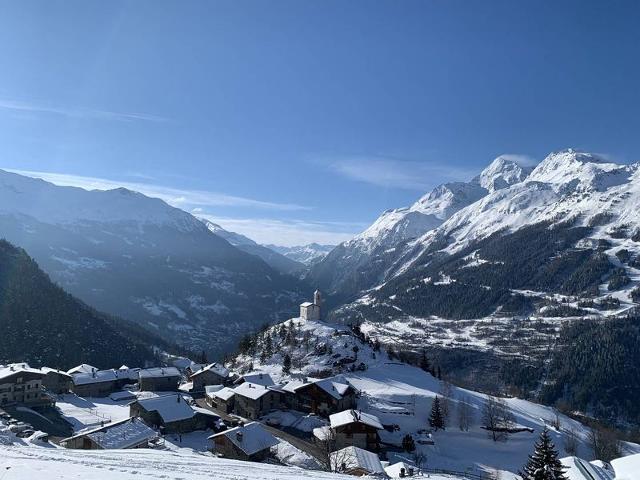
[285,377,357,416]
[205,385,235,413]
[0,364,49,407]
[129,393,220,434]
[330,446,386,477]
[138,367,182,392]
[315,409,383,451]
[67,364,98,376]
[232,382,282,420]
[41,368,73,394]
[299,289,322,321]
[209,421,278,462]
[233,372,275,387]
[190,363,230,391]
[71,369,121,397]
[60,417,158,450]
[385,461,416,478]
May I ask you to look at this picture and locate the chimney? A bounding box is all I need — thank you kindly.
[236,431,243,442]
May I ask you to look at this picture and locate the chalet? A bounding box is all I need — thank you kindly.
[0,364,48,406]
[71,369,121,397]
[287,377,357,415]
[60,417,158,450]
[205,385,235,413]
[209,422,278,462]
[129,393,219,433]
[233,373,275,387]
[300,289,323,321]
[41,368,73,394]
[67,364,98,375]
[138,367,182,392]
[330,446,385,477]
[190,363,230,391]
[320,410,383,451]
[232,382,282,419]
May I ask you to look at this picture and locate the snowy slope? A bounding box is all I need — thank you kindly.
[265,243,335,266]
[228,316,640,478]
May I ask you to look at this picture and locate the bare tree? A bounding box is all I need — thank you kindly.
[564,426,579,456]
[482,395,514,442]
[440,381,453,421]
[457,395,473,431]
[413,451,426,473]
[589,426,621,462]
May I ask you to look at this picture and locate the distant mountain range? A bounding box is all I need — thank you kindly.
[264,243,335,266]
[0,239,163,369]
[0,169,307,358]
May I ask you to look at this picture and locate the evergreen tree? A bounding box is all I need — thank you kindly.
[437,365,442,380]
[419,348,431,373]
[429,396,445,431]
[520,428,568,480]
[402,434,416,452]
[282,353,292,374]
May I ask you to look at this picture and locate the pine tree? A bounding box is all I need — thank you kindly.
[282,353,292,374]
[402,434,416,452]
[429,396,445,431]
[520,428,568,480]
[419,348,431,372]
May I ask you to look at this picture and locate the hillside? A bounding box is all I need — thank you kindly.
[0,240,160,369]
[266,243,335,266]
[0,170,306,358]
[227,316,640,476]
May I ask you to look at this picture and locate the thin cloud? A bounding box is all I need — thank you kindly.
[497,153,538,167]
[0,98,168,123]
[196,214,363,247]
[325,155,476,190]
[5,169,310,212]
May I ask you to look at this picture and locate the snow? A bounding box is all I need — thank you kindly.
[233,382,273,400]
[329,410,383,430]
[56,394,131,432]
[138,367,181,379]
[236,373,275,387]
[191,363,230,379]
[209,422,279,456]
[0,363,45,381]
[0,443,354,480]
[611,453,640,480]
[208,387,235,401]
[273,440,321,469]
[561,456,615,480]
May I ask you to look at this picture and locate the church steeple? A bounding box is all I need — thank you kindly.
[313,289,322,308]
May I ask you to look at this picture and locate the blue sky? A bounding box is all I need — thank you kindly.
[1,1,640,245]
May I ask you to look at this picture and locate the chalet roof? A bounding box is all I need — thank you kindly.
[72,369,119,386]
[138,367,181,379]
[209,422,278,456]
[330,446,385,475]
[191,362,230,379]
[67,364,98,375]
[133,393,198,422]
[40,367,72,379]
[207,386,235,401]
[235,373,275,387]
[311,378,352,400]
[561,456,615,480]
[233,382,273,401]
[385,461,416,478]
[329,410,383,430]
[62,417,157,450]
[0,363,45,382]
[281,379,307,393]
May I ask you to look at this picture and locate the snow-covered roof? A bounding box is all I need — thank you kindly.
[138,367,181,379]
[133,394,198,422]
[208,386,235,401]
[561,456,615,480]
[67,364,98,375]
[611,453,640,480]
[0,363,46,382]
[209,422,278,456]
[63,417,157,450]
[233,382,273,400]
[330,446,384,475]
[235,373,275,387]
[109,390,137,402]
[329,410,383,430]
[300,301,314,307]
[40,367,72,378]
[72,369,119,386]
[191,363,230,379]
[385,462,416,478]
[310,378,352,400]
[281,379,307,393]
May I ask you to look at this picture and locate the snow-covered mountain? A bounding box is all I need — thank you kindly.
[201,220,305,274]
[325,149,640,407]
[0,170,305,358]
[307,155,531,302]
[265,243,335,266]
